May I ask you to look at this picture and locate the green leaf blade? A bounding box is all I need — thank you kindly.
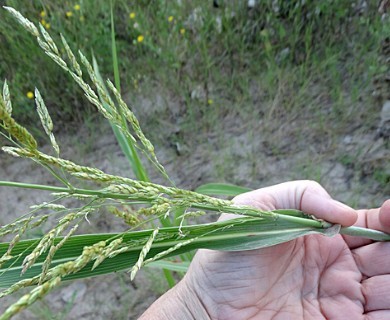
[0,216,337,288]
[195,183,252,196]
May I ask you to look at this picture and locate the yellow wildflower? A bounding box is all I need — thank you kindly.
[40,10,46,18]
[137,35,144,43]
[180,28,185,35]
[80,15,85,22]
[27,91,34,99]
[129,12,136,19]
[40,19,51,29]
[207,99,213,105]
[66,11,73,18]
[168,16,174,22]
[74,4,81,10]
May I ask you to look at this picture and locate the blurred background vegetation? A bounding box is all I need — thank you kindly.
[0,1,387,121]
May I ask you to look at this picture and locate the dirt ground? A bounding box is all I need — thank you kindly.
[0,91,389,318]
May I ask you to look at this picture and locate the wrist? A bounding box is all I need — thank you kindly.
[139,276,211,320]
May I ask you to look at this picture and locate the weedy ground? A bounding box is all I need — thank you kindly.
[0,0,389,318]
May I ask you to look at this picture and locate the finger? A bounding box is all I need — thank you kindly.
[362,275,390,312]
[365,310,390,320]
[300,191,357,226]
[379,200,390,231]
[233,180,331,210]
[233,180,357,226]
[355,200,390,232]
[352,242,390,277]
[359,200,390,233]
[345,200,390,248]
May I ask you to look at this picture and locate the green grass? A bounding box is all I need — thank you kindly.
[1,1,386,130]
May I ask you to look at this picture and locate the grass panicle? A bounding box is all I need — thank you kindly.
[4,5,169,181]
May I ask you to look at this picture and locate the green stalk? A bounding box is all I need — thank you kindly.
[162,269,176,288]
[340,226,390,241]
[84,1,149,183]
[0,181,319,225]
[110,1,121,92]
[1,180,389,241]
[109,1,149,182]
[92,56,149,182]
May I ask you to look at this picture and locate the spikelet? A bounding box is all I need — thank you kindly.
[0,277,39,299]
[45,50,69,70]
[92,238,123,270]
[0,277,61,320]
[143,237,197,265]
[38,23,59,55]
[137,203,171,217]
[29,215,49,228]
[30,202,66,211]
[0,217,33,237]
[38,240,108,283]
[0,254,13,268]
[177,210,206,219]
[2,80,12,115]
[79,51,119,120]
[39,225,79,284]
[3,7,39,37]
[2,147,106,177]
[105,79,169,178]
[104,184,138,195]
[60,34,82,77]
[34,88,59,155]
[0,234,20,268]
[36,35,51,53]
[0,95,37,150]
[108,206,140,226]
[130,228,159,280]
[21,208,91,274]
[22,229,57,274]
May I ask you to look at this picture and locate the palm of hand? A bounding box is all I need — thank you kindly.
[183,180,390,320]
[189,234,367,319]
[140,181,390,320]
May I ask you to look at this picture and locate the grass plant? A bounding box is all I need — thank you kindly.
[0,2,388,319]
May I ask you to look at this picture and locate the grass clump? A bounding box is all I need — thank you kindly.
[0,1,386,130]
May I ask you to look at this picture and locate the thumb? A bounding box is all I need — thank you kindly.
[233,180,358,227]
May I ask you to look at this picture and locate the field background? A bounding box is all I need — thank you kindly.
[0,0,389,319]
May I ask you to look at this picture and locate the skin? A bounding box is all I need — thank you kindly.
[140,180,390,320]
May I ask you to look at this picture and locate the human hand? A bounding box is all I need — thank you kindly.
[140,180,390,319]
